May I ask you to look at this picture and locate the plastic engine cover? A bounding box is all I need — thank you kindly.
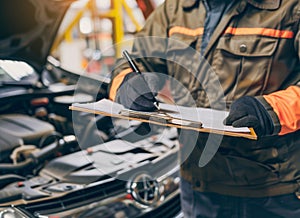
[0,114,55,145]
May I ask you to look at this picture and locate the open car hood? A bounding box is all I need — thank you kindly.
[0,0,75,73]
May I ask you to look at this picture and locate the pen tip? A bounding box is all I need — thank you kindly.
[154,101,160,110]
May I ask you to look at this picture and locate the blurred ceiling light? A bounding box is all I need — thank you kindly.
[96,0,111,10]
[79,17,93,35]
[100,18,112,33]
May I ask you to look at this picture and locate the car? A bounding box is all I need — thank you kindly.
[0,0,182,217]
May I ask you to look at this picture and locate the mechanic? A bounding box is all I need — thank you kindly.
[109,0,300,217]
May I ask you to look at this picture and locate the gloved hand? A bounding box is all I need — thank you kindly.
[223,96,275,137]
[115,72,162,111]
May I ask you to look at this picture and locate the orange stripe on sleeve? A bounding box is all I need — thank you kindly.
[109,68,132,101]
[169,26,204,37]
[263,86,300,135]
[224,27,294,39]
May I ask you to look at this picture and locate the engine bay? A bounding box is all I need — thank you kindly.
[0,73,180,217]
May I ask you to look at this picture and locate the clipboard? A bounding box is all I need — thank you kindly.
[69,99,257,140]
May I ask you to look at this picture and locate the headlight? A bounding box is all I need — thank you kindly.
[0,207,29,218]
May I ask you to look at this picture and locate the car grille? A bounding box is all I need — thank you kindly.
[138,192,181,218]
[21,179,127,215]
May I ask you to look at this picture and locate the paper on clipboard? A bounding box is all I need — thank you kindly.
[69,99,257,140]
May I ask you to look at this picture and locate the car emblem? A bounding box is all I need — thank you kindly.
[128,173,160,206]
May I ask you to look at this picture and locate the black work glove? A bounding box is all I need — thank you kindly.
[224,96,275,137]
[116,72,162,111]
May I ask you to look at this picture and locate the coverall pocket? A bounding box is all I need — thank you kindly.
[213,36,279,101]
[223,155,280,185]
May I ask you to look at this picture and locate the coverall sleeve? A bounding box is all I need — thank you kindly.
[259,22,300,135]
[109,0,174,101]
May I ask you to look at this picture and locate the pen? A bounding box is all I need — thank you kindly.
[122,50,160,110]
[122,50,141,74]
